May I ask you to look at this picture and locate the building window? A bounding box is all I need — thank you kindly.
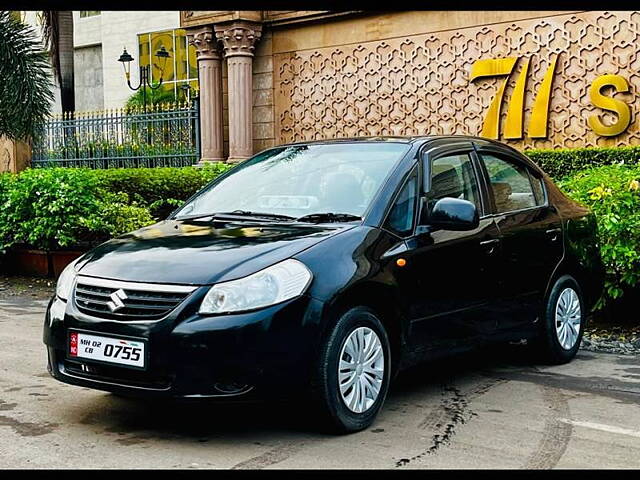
[138,28,199,101]
[79,11,101,18]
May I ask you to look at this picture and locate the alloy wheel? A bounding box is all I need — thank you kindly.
[555,287,581,350]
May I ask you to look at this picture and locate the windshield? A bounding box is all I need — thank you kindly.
[175,142,411,220]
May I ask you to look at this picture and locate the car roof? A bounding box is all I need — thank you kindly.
[277,135,514,149]
[274,135,542,174]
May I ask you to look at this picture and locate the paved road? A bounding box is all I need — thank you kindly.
[1,293,639,469]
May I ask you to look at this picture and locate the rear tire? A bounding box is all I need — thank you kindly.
[310,306,391,434]
[531,275,585,364]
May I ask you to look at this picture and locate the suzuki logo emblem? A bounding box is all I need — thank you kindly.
[107,289,128,312]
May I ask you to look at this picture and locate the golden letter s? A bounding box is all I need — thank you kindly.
[588,74,631,137]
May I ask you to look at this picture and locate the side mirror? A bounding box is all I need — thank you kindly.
[427,197,479,231]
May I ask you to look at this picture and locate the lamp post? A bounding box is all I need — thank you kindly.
[118,45,170,112]
[179,83,192,102]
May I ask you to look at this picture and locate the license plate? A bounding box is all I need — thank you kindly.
[69,331,146,369]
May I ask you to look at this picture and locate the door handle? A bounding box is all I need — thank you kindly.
[546,228,562,242]
[480,238,500,255]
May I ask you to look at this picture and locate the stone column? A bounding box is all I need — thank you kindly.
[215,21,262,163]
[188,26,224,163]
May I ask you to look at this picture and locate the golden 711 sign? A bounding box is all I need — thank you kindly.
[470,56,632,140]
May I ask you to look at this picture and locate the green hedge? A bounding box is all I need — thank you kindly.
[0,163,231,253]
[94,163,230,218]
[559,164,640,306]
[525,145,640,179]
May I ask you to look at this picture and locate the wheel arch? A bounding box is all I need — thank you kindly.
[318,281,408,375]
[543,249,601,315]
[545,216,604,314]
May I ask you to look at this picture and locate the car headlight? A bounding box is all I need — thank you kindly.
[56,261,78,301]
[199,259,312,314]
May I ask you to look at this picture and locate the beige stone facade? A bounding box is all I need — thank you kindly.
[182,10,640,163]
[0,137,31,173]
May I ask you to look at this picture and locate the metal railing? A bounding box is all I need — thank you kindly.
[32,99,201,168]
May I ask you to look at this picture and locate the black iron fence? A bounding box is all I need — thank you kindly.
[32,100,201,168]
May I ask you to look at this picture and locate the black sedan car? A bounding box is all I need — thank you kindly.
[43,136,604,432]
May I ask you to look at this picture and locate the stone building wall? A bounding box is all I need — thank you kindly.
[74,45,104,112]
[271,10,640,150]
[251,29,276,154]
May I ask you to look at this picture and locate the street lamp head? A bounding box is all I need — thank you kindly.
[118,48,134,80]
[154,45,170,79]
[155,45,170,59]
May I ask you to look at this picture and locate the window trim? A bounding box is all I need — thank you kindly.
[380,164,420,239]
[474,149,550,217]
[527,169,549,207]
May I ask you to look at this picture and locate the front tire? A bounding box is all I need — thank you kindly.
[532,275,585,364]
[311,306,391,433]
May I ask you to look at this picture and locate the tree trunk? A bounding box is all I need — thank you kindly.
[57,11,74,113]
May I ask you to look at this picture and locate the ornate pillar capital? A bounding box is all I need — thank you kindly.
[187,26,222,61]
[214,21,262,57]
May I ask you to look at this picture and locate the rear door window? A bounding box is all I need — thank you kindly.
[479,153,540,213]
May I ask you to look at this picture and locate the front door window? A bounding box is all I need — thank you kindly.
[427,152,481,216]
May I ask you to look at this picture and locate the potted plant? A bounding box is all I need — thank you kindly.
[50,249,85,277]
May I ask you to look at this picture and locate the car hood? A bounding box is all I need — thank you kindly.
[76,219,355,285]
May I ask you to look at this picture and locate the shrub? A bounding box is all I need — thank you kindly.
[0,173,16,253]
[525,145,640,180]
[559,164,640,305]
[124,87,181,112]
[0,168,154,251]
[0,163,230,252]
[94,162,230,217]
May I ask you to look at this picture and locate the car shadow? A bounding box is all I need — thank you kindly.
[73,343,547,441]
[390,342,540,394]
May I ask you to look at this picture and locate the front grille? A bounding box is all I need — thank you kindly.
[74,276,197,321]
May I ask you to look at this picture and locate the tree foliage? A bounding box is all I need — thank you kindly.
[125,87,180,112]
[0,11,53,140]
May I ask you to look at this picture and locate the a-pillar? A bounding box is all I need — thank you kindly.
[215,21,262,163]
[187,26,224,163]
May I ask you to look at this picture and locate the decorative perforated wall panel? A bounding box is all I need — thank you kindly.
[274,11,640,149]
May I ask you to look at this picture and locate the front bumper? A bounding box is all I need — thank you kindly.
[43,287,326,399]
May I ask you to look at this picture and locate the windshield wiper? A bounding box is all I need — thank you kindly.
[295,212,362,223]
[173,212,221,221]
[221,210,295,221]
[174,210,295,223]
